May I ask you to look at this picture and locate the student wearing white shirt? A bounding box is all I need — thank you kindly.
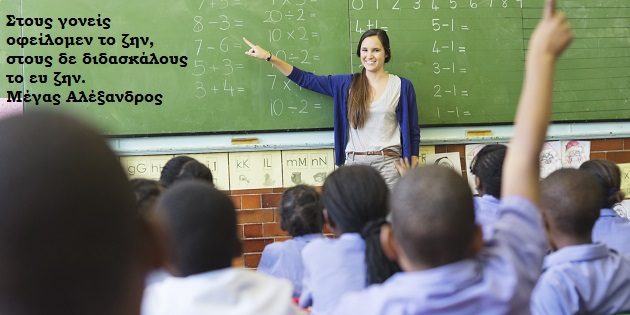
[141,181,298,315]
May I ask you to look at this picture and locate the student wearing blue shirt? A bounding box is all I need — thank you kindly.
[470,144,507,240]
[531,168,630,314]
[579,159,630,256]
[299,165,400,315]
[257,184,325,298]
[244,29,420,188]
[331,1,573,313]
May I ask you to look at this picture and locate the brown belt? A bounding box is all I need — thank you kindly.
[349,149,400,157]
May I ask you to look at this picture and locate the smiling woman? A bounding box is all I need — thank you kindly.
[243,29,420,188]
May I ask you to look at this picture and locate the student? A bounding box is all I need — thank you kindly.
[141,181,298,315]
[330,0,573,313]
[159,155,194,186]
[0,113,163,315]
[470,144,508,240]
[173,159,214,185]
[299,165,400,314]
[579,159,630,255]
[531,168,630,314]
[129,178,170,286]
[130,178,165,217]
[159,156,213,187]
[257,185,325,298]
[244,29,420,188]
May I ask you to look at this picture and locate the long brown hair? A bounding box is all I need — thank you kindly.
[348,29,391,129]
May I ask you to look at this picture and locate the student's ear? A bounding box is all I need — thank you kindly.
[323,208,342,237]
[380,223,399,262]
[474,176,482,194]
[540,209,558,251]
[323,208,336,229]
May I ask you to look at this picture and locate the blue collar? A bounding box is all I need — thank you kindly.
[543,243,610,271]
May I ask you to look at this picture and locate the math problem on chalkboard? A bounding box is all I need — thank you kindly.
[0,0,628,135]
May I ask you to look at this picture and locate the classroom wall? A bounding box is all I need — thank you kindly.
[231,137,630,269]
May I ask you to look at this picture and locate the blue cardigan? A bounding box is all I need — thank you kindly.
[287,66,420,166]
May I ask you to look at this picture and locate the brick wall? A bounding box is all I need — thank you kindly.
[231,138,630,269]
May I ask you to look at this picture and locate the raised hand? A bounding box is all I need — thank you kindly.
[529,0,573,60]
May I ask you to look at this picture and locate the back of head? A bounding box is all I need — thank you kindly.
[322,165,388,233]
[156,180,241,276]
[159,156,195,187]
[130,178,164,216]
[540,168,604,238]
[0,113,142,315]
[470,144,507,198]
[322,165,398,284]
[279,185,323,237]
[391,165,476,268]
[579,159,625,209]
[174,159,214,185]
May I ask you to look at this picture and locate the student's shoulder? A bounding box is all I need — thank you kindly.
[262,239,288,254]
[302,236,335,255]
[331,276,419,315]
[230,268,295,296]
[301,234,365,263]
[499,195,538,214]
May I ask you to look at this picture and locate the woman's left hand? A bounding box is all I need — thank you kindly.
[394,156,419,176]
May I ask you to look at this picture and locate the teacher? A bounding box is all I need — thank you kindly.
[244,29,420,188]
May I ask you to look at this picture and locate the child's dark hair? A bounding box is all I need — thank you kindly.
[391,165,476,268]
[156,180,241,276]
[159,156,194,187]
[279,185,324,237]
[174,160,213,186]
[470,144,507,198]
[579,159,625,209]
[322,165,400,284]
[129,178,164,216]
[540,168,604,237]
[0,113,143,315]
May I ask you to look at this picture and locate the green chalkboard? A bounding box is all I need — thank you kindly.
[1,0,629,135]
[349,0,630,125]
[2,0,349,135]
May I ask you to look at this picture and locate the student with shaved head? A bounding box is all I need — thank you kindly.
[0,113,163,315]
[531,168,630,314]
[331,0,573,313]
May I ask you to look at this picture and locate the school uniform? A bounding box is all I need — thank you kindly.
[531,243,630,315]
[299,233,367,315]
[257,233,324,298]
[592,208,630,256]
[331,196,546,315]
[473,194,501,241]
[141,268,298,315]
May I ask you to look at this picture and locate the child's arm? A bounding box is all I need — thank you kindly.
[502,0,573,204]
